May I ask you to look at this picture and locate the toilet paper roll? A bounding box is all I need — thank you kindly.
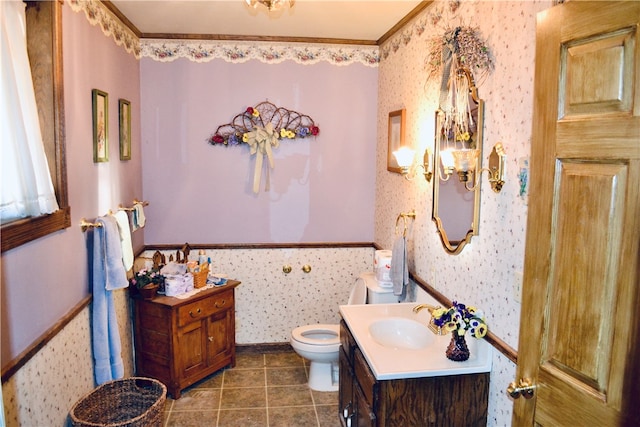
[374,250,393,282]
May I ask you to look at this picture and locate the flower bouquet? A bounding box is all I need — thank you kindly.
[432,301,487,361]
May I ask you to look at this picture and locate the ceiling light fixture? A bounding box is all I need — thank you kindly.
[245,0,295,12]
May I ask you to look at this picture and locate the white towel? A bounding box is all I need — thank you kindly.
[114,210,133,271]
[132,202,146,230]
[390,235,408,297]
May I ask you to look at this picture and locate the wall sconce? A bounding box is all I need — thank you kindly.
[393,147,433,182]
[437,143,506,192]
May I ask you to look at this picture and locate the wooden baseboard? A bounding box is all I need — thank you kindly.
[236,343,294,354]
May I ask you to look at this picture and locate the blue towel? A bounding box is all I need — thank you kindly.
[390,235,408,298]
[92,216,128,385]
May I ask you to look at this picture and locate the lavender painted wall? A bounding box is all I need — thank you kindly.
[140,58,377,244]
[0,4,142,363]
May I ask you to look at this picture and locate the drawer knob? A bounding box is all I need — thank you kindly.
[189,308,201,317]
[208,336,214,342]
[215,300,226,308]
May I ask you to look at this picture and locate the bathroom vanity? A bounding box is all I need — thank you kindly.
[132,280,240,398]
[339,304,490,426]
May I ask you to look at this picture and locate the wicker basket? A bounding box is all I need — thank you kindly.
[193,266,208,288]
[69,377,166,427]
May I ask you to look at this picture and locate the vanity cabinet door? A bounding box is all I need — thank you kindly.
[354,382,376,427]
[339,350,354,427]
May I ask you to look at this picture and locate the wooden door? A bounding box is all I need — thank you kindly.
[515,2,640,426]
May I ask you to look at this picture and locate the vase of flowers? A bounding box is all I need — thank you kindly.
[431,301,488,362]
[130,268,165,300]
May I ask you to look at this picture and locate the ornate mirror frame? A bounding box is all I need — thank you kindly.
[432,74,484,255]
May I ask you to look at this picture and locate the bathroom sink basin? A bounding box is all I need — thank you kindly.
[339,303,492,380]
[369,318,432,349]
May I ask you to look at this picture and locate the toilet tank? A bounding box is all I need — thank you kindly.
[360,272,399,304]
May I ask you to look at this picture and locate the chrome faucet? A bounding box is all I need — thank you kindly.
[413,303,445,335]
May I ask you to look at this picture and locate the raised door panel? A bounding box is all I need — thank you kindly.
[178,319,207,379]
[545,162,626,387]
[206,309,233,366]
[561,28,635,116]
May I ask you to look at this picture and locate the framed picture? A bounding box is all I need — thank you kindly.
[92,89,108,163]
[119,99,131,160]
[387,109,406,173]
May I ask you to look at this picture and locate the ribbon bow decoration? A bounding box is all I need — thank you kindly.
[246,122,280,193]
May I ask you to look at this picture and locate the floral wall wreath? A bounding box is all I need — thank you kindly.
[209,101,319,194]
[426,26,493,152]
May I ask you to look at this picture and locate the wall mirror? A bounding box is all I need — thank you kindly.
[432,68,484,255]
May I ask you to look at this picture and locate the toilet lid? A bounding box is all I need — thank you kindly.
[349,272,372,305]
[292,324,339,345]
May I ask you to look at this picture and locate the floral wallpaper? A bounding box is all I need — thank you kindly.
[140,39,380,67]
[67,0,140,57]
[66,0,380,67]
[375,0,551,425]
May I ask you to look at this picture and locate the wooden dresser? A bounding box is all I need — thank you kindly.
[132,280,240,398]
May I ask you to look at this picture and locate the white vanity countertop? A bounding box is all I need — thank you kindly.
[339,303,493,380]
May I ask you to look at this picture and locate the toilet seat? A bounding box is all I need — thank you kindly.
[291,324,339,346]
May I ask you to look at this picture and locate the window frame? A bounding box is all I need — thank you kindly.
[1,0,70,253]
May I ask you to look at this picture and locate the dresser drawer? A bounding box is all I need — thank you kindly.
[177,289,233,327]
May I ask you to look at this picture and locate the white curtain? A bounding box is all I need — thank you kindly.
[0,0,59,224]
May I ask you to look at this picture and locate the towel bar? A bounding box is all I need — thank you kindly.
[395,210,416,237]
[80,218,102,232]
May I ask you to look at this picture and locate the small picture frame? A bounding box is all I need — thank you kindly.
[92,89,108,163]
[119,99,131,161]
[387,109,406,173]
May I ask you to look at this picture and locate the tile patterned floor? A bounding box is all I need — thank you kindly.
[162,349,341,427]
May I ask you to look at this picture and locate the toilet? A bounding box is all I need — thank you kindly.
[290,272,397,391]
